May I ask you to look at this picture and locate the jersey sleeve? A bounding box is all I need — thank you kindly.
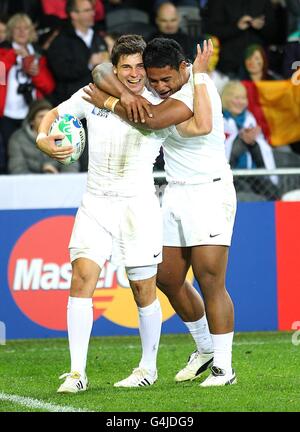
[57,88,88,119]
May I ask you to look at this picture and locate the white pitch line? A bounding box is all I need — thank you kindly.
[233,339,291,346]
[0,393,92,412]
[1,337,292,357]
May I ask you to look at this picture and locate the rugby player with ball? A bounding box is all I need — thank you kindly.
[36,35,214,393]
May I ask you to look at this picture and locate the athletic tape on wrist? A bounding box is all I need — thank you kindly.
[104,96,119,112]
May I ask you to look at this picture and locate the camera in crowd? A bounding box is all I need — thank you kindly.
[16,66,34,106]
[17,81,34,105]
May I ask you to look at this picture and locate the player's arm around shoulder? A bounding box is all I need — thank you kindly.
[176,40,213,138]
[36,108,73,161]
[140,97,193,130]
[92,63,153,124]
[91,60,193,128]
[83,81,191,131]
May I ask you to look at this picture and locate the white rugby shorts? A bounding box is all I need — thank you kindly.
[162,178,237,247]
[69,192,163,267]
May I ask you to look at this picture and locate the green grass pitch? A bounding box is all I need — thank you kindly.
[0,331,299,412]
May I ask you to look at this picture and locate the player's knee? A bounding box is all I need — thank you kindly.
[199,271,225,296]
[71,271,94,296]
[130,280,155,306]
[130,280,143,295]
[126,265,157,305]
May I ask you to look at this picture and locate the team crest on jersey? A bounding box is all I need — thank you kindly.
[92,107,110,118]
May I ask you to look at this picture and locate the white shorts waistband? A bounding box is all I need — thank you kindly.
[168,172,233,186]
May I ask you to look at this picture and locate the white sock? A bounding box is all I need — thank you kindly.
[67,296,93,377]
[211,332,234,375]
[138,298,162,374]
[184,315,213,354]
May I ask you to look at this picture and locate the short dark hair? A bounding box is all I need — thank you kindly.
[143,38,186,71]
[66,0,93,17]
[111,34,146,66]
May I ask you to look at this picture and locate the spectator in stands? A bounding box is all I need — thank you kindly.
[46,0,109,105]
[40,0,105,32]
[8,99,79,174]
[239,44,282,81]
[148,2,198,61]
[0,17,7,43]
[0,13,55,174]
[221,81,280,200]
[205,0,277,77]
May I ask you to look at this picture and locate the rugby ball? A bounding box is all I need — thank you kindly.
[49,114,86,165]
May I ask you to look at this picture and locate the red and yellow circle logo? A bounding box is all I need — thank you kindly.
[8,216,104,330]
[8,216,186,330]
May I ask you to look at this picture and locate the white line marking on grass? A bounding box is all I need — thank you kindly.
[0,393,92,412]
[233,339,291,346]
[2,337,292,355]
[158,339,291,349]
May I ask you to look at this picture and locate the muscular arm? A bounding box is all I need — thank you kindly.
[175,43,213,137]
[175,78,212,137]
[84,81,193,129]
[113,97,193,130]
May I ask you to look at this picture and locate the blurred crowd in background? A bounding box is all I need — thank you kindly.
[0,0,300,200]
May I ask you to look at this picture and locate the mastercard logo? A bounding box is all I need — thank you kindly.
[8,216,194,331]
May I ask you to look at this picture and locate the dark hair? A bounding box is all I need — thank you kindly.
[244,44,268,79]
[66,0,93,17]
[143,38,186,71]
[111,34,146,66]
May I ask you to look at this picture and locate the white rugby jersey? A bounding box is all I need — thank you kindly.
[58,88,167,196]
[165,69,232,184]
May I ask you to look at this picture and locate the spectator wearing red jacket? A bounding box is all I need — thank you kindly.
[0,13,55,174]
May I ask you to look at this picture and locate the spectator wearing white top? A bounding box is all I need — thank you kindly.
[0,13,55,173]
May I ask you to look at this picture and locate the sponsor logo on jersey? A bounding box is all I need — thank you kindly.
[91,107,109,118]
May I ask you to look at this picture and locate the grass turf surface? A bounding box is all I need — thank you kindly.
[0,331,299,412]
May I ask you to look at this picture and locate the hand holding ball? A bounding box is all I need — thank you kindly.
[49,114,86,165]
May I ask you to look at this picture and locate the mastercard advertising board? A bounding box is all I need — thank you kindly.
[2,209,186,338]
[1,175,299,339]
